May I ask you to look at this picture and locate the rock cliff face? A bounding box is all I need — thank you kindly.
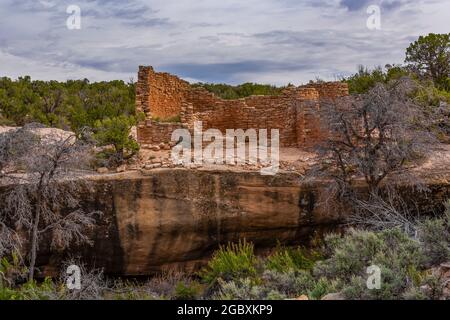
[35,169,450,276]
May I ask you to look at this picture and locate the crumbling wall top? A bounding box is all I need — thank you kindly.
[135,66,349,149]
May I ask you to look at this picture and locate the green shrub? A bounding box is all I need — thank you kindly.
[0,77,136,130]
[215,278,285,300]
[174,281,203,300]
[261,269,315,297]
[93,114,140,164]
[308,277,338,300]
[0,286,18,300]
[314,229,386,282]
[139,272,190,299]
[314,228,428,300]
[200,240,258,285]
[0,115,15,126]
[413,83,450,106]
[344,65,412,94]
[112,291,155,300]
[341,270,442,300]
[0,253,27,288]
[19,278,61,300]
[191,83,285,100]
[419,273,446,300]
[418,208,450,266]
[344,66,387,94]
[401,285,428,300]
[0,278,62,300]
[265,246,319,272]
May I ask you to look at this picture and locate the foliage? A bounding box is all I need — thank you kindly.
[109,287,156,300]
[312,78,437,201]
[93,114,140,163]
[314,228,434,300]
[0,77,136,132]
[0,276,66,300]
[174,281,203,300]
[344,66,387,94]
[200,240,258,285]
[215,266,336,300]
[261,269,315,297]
[344,65,409,94]
[345,33,450,94]
[214,278,285,300]
[316,228,424,279]
[413,81,450,106]
[405,33,450,90]
[191,82,285,99]
[410,82,450,142]
[265,245,319,272]
[2,214,450,300]
[417,202,450,266]
[308,277,337,300]
[0,253,27,288]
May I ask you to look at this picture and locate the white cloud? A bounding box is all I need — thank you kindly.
[0,0,448,85]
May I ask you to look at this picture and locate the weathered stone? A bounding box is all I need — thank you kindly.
[116,165,127,173]
[25,169,450,277]
[97,167,109,174]
[321,293,345,300]
[136,66,349,150]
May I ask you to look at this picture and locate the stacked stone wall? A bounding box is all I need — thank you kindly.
[136,66,349,149]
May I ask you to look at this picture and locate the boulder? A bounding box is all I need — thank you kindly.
[96,167,109,174]
[116,165,127,173]
[321,293,345,300]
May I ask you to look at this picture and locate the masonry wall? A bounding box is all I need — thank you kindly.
[305,82,349,101]
[181,87,331,147]
[136,66,349,148]
[137,120,184,146]
[136,66,190,120]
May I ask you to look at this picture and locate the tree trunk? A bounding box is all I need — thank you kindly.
[28,206,41,281]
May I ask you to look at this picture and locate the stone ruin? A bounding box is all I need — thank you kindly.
[135,66,349,151]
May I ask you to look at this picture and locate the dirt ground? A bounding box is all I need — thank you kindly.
[137,143,450,178]
[3,125,450,178]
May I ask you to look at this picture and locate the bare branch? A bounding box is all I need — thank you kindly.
[0,124,99,280]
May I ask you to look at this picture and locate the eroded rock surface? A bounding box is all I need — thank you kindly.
[30,168,450,276]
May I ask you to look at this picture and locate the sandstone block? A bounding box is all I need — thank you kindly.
[97,167,109,174]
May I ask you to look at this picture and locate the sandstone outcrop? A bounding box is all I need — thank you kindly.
[29,168,450,276]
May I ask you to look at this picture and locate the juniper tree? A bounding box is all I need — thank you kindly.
[405,33,450,90]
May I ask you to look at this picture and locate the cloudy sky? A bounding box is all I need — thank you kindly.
[0,0,448,85]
